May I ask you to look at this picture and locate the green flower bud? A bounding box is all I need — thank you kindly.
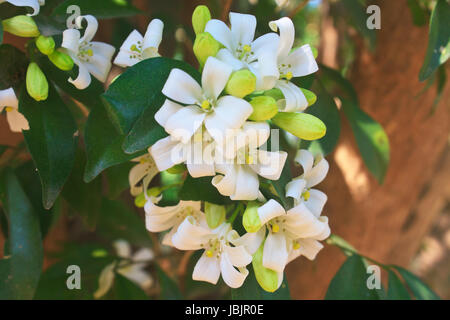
[36,35,55,55]
[2,15,40,38]
[301,88,317,106]
[205,202,226,229]
[272,112,326,141]
[166,164,186,174]
[134,187,161,208]
[253,241,279,293]
[193,32,221,67]
[249,96,278,121]
[192,5,211,35]
[264,88,284,101]
[225,70,256,99]
[48,49,74,71]
[26,62,48,101]
[242,202,262,233]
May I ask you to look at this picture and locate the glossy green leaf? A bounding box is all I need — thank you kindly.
[0,169,43,300]
[419,0,450,81]
[325,254,381,300]
[0,44,28,90]
[179,176,232,205]
[387,270,411,300]
[393,266,440,300]
[52,0,141,19]
[113,274,149,300]
[104,161,134,199]
[342,100,390,184]
[97,198,152,248]
[103,57,200,153]
[157,266,183,300]
[20,83,77,209]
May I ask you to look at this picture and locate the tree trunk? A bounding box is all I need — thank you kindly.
[287,0,450,299]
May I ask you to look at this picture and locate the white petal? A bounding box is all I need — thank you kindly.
[294,149,314,175]
[6,110,29,132]
[150,136,186,172]
[192,252,221,285]
[154,99,183,127]
[275,81,308,112]
[204,19,234,51]
[144,201,181,232]
[296,238,324,261]
[232,228,265,255]
[93,262,116,299]
[304,189,327,218]
[211,164,237,198]
[263,232,288,273]
[114,50,141,68]
[118,266,153,289]
[220,252,249,288]
[231,166,260,201]
[132,248,154,262]
[113,240,131,258]
[251,33,280,89]
[187,161,215,178]
[114,30,143,67]
[251,150,287,180]
[61,29,81,53]
[0,88,18,108]
[230,12,256,47]
[285,44,318,77]
[257,199,286,225]
[171,216,212,250]
[285,178,307,204]
[7,0,41,16]
[164,106,206,144]
[216,49,246,71]
[129,160,158,196]
[201,57,233,100]
[68,61,91,89]
[143,19,164,51]
[304,158,329,188]
[162,68,203,105]
[223,244,252,268]
[76,15,99,43]
[119,29,143,51]
[269,17,294,61]
[285,202,330,240]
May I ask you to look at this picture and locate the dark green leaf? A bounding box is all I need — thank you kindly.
[419,0,450,81]
[0,3,27,20]
[20,83,77,209]
[97,198,152,248]
[179,176,232,205]
[104,161,134,199]
[0,44,28,90]
[387,270,411,300]
[340,0,377,50]
[407,0,428,26]
[0,19,3,45]
[103,57,200,153]
[231,265,291,300]
[113,274,149,300]
[319,64,358,103]
[52,0,141,19]
[157,266,183,300]
[325,254,381,300]
[34,15,66,36]
[393,266,440,300]
[431,65,447,112]
[342,100,390,184]
[0,169,43,299]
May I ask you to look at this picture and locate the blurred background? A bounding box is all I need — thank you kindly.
[1,0,449,299]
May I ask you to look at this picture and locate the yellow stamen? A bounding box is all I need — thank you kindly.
[302,190,310,201]
[206,250,213,258]
[201,100,211,110]
[293,242,300,250]
[243,44,251,53]
[245,154,254,165]
[272,223,280,233]
[5,107,14,112]
[130,44,140,53]
[285,71,293,81]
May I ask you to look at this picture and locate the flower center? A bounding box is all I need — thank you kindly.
[129,41,143,59]
[236,43,254,62]
[78,41,94,62]
[201,100,211,110]
[279,64,293,81]
[302,189,310,201]
[269,217,286,234]
[202,238,222,259]
[293,241,301,250]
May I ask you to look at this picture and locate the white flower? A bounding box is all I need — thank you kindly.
[0,88,29,132]
[129,153,159,196]
[114,19,164,68]
[269,17,318,112]
[205,12,279,90]
[212,122,288,201]
[0,0,45,16]
[172,220,252,288]
[285,149,329,215]
[248,199,330,287]
[94,240,154,299]
[158,56,253,147]
[145,200,205,247]
[61,15,115,89]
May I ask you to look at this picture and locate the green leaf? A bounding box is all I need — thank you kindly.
[340,0,377,50]
[157,266,183,300]
[231,265,291,300]
[113,274,149,300]
[20,83,77,209]
[387,270,411,300]
[52,0,141,19]
[393,266,440,300]
[104,161,134,199]
[407,0,428,26]
[325,254,381,300]
[179,176,232,205]
[319,64,358,103]
[342,100,390,184]
[103,57,200,152]
[34,15,66,36]
[84,99,143,182]
[0,3,27,20]
[0,44,28,90]
[419,0,450,81]
[97,198,152,248]
[0,19,3,45]
[0,169,43,300]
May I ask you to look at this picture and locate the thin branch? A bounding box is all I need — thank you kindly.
[288,0,310,19]
[221,0,233,22]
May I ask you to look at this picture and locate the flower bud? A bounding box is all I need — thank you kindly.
[193,32,221,67]
[301,88,317,106]
[192,5,211,35]
[249,96,278,121]
[242,202,262,233]
[36,35,55,55]
[48,50,74,71]
[134,187,161,208]
[272,112,326,140]
[166,164,186,174]
[205,202,226,229]
[253,242,279,293]
[225,70,256,98]
[2,15,40,38]
[264,88,284,101]
[26,62,48,101]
